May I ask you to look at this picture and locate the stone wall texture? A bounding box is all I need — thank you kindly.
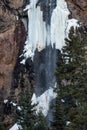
[66,0,87,25]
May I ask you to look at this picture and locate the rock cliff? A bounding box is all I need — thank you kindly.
[66,0,87,25]
[0,21,26,98]
[0,0,26,128]
[0,0,26,98]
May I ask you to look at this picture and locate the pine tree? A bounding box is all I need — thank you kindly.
[35,111,49,130]
[55,27,87,130]
[51,88,65,130]
[0,122,6,130]
[68,102,87,130]
[15,74,37,130]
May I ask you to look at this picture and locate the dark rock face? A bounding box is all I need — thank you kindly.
[0,0,28,33]
[12,57,35,93]
[66,0,87,25]
[0,0,26,128]
[0,0,25,9]
[0,20,26,99]
[0,3,15,32]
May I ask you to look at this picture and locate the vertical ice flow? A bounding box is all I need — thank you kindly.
[51,0,70,50]
[23,0,47,60]
[23,0,70,60]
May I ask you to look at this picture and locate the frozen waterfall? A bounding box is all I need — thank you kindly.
[51,0,69,49]
[21,0,79,110]
[10,0,79,129]
[23,0,69,60]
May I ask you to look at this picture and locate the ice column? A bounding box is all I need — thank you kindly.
[51,0,70,50]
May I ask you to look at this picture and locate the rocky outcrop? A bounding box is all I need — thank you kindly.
[0,0,26,9]
[0,21,26,99]
[0,1,26,101]
[0,0,27,33]
[66,0,87,25]
[2,0,25,9]
[0,3,15,32]
[0,0,26,128]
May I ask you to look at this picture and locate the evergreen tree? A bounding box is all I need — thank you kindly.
[55,27,87,130]
[68,102,87,130]
[0,122,6,130]
[35,111,49,130]
[51,89,65,130]
[15,74,37,130]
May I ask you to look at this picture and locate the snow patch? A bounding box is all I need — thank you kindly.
[10,102,17,107]
[32,87,57,116]
[65,19,79,37]
[66,121,71,126]
[61,99,65,103]
[16,16,19,21]
[4,99,8,104]
[9,124,18,130]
